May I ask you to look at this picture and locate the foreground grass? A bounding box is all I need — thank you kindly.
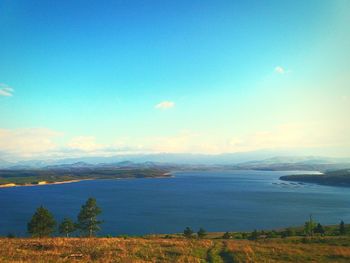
[1,236,350,262]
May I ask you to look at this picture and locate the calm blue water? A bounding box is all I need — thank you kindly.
[0,170,349,236]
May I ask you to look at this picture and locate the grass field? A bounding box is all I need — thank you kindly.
[1,236,350,262]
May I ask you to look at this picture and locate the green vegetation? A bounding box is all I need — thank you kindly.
[280,169,350,186]
[315,223,325,235]
[77,198,102,237]
[222,231,232,239]
[22,198,350,241]
[0,167,169,186]
[58,218,75,237]
[2,203,350,262]
[197,227,207,239]
[27,206,56,238]
[304,215,317,236]
[250,229,259,240]
[183,227,194,238]
[340,220,346,235]
[5,196,350,262]
[27,197,102,238]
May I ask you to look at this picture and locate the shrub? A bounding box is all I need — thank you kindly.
[183,227,194,238]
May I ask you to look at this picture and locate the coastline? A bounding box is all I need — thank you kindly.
[0,179,86,188]
[0,172,173,189]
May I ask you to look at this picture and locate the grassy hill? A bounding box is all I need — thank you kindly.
[1,236,350,262]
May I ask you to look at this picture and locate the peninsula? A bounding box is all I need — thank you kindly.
[280,169,350,187]
[0,163,170,188]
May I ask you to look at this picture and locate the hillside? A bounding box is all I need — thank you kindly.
[1,236,350,262]
[280,169,350,187]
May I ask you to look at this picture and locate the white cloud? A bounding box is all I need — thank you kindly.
[67,136,103,152]
[0,84,14,97]
[1,120,349,161]
[155,101,175,110]
[274,66,285,74]
[0,128,62,159]
[225,122,350,153]
[151,131,198,152]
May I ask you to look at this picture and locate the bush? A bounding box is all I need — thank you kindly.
[234,233,243,239]
[222,232,232,239]
[6,233,15,238]
[267,231,278,238]
[250,230,259,240]
[183,227,194,238]
[197,228,207,239]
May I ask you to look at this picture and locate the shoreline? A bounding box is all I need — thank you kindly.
[0,172,173,189]
[0,179,87,188]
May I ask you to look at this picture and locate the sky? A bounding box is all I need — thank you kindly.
[0,0,349,161]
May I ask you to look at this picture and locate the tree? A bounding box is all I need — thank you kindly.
[222,232,231,239]
[314,223,325,235]
[27,206,56,237]
[77,198,102,237]
[282,228,296,238]
[58,218,75,237]
[183,227,194,238]
[6,233,15,238]
[250,229,259,240]
[340,220,346,235]
[267,230,278,238]
[304,215,316,236]
[197,228,207,239]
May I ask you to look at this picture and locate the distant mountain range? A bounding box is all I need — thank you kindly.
[227,156,350,171]
[1,153,350,172]
[1,150,290,167]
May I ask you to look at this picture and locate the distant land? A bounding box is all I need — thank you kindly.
[1,152,350,168]
[1,155,350,188]
[1,154,350,170]
[0,163,170,187]
[280,169,350,187]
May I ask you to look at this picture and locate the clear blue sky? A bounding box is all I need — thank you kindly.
[0,0,349,160]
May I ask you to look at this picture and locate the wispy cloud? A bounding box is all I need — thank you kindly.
[1,122,349,161]
[0,84,14,97]
[0,128,62,159]
[274,66,286,74]
[155,101,175,110]
[67,136,103,152]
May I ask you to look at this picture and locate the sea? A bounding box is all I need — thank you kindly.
[1,170,349,236]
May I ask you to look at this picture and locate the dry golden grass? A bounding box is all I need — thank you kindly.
[0,236,349,262]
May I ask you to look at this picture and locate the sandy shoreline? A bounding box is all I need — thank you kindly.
[0,172,173,189]
[0,179,87,188]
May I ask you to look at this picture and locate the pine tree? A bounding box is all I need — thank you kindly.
[304,215,316,236]
[197,228,207,239]
[58,218,76,237]
[27,206,56,237]
[340,220,346,235]
[77,198,102,237]
[314,223,325,235]
[183,227,194,238]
